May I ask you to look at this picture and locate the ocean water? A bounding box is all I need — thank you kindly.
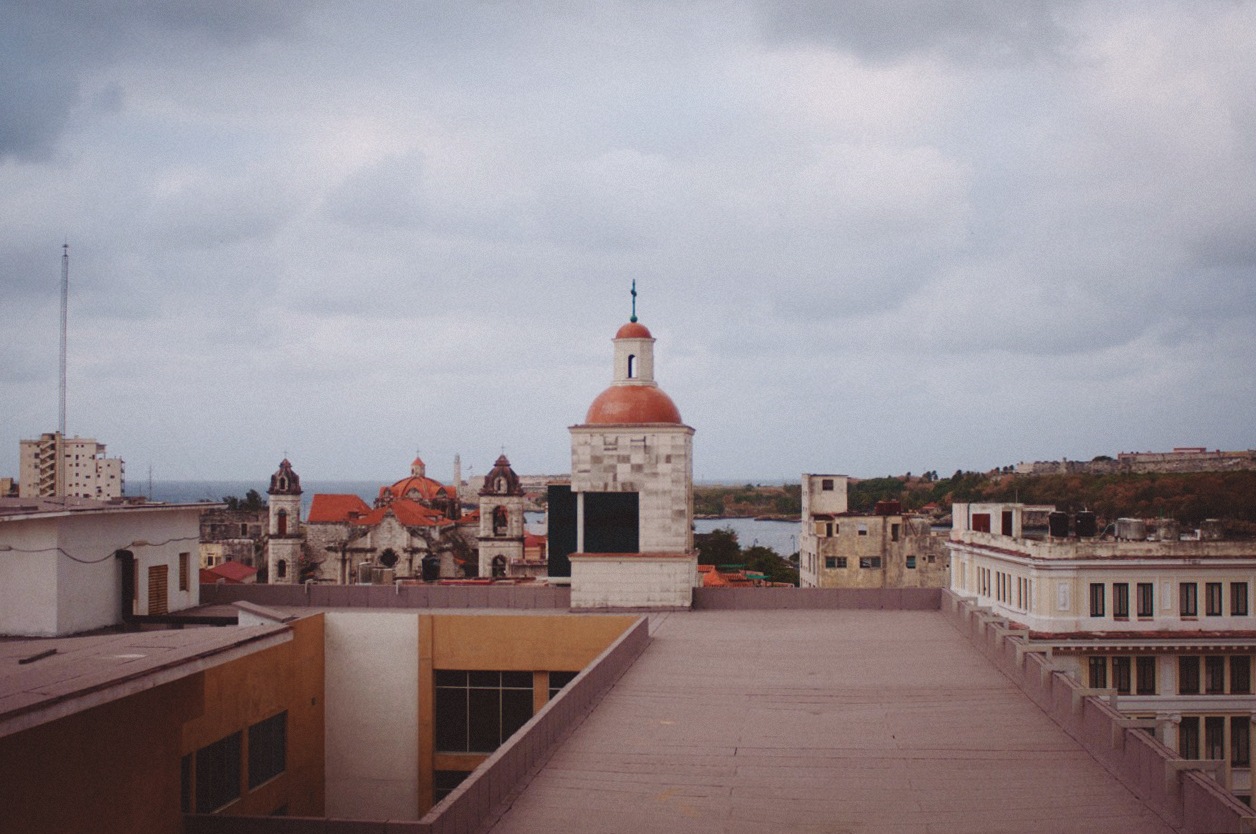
[135,480,382,514]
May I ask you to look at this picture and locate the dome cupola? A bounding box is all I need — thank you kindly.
[268,459,302,496]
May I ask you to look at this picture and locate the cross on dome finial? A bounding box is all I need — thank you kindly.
[630,280,637,322]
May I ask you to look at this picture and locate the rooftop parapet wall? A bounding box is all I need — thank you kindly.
[200,582,571,610]
[942,590,1256,833]
[950,530,1256,561]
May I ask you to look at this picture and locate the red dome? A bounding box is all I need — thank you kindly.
[585,385,682,424]
[615,321,652,339]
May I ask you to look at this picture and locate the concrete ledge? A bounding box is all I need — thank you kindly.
[941,589,1256,834]
[421,614,651,834]
[693,587,942,610]
[200,583,572,611]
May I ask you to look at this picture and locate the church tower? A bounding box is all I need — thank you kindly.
[478,454,525,578]
[556,284,696,607]
[266,458,303,584]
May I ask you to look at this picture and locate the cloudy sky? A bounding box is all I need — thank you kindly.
[2,1,1254,486]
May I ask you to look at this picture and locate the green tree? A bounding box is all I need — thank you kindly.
[695,527,741,566]
[222,489,267,511]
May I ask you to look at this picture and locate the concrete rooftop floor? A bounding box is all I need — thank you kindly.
[488,609,1175,834]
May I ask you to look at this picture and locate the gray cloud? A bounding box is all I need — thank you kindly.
[1,1,1253,481]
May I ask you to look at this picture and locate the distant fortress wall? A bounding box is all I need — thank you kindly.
[1015,448,1256,476]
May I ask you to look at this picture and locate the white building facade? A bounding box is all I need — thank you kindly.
[0,498,202,636]
[949,502,1256,801]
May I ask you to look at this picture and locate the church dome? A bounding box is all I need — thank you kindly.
[480,454,523,496]
[585,384,683,425]
[616,321,652,339]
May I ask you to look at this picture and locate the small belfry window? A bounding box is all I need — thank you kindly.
[627,354,636,378]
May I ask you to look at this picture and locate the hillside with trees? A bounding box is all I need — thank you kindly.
[696,471,1256,533]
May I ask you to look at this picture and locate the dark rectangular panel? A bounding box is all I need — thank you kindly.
[547,484,577,578]
[584,492,639,554]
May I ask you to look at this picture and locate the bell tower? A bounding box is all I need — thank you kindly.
[266,459,303,584]
[478,455,525,578]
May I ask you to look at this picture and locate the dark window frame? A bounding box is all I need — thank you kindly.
[1180,583,1198,617]
[1137,583,1154,618]
[1113,583,1130,619]
[1205,656,1226,694]
[1112,656,1131,695]
[1233,583,1250,617]
[195,731,242,814]
[1206,582,1223,617]
[1089,583,1105,618]
[1135,656,1156,695]
[1088,656,1108,689]
[248,711,287,790]
[1179,656,1201,695]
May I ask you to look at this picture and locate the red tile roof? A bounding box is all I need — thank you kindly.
[205,561,258,583]
[308,493,372,523]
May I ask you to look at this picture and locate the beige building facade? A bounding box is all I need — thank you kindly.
[18,433,124,500]
[798,474,949,590]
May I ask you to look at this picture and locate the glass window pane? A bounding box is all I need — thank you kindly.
[468,688,501,752]
[435,687,468,752]
[501,688,534,741]
[501,671,532,688]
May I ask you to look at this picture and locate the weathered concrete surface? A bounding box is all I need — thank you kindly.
[488,610,1175,834]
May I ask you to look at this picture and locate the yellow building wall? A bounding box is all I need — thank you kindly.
[181,614,326,818]
[0,676,201,834]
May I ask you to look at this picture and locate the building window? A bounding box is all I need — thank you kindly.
[1113,584,1129,619]
[1112,657,1131,694]
[248,711,286,789]
[891,524,900,542]
[826,522,835,537]
[548,671,578,699]
[196,731,242,813]
[1205,656,1226,694]
[824,556,837,569]
[906,556,916,569]
[627,354,636,378]
[1179,656,1200,695]
[434,670,534,753]
[277,509,288,537]
[1233,583,1250,617]
[1089,584,1105,617]
[858,556,881,569]
[1180,716,1200,759]
[857,525,868,536]
[434,770,472,803]
[1135,656,1156,695]
[1137,583,1154,618]
[1088,656,1108,689]
[179,552,190,591]
[276,560,287,579]
[834,557,847,568]
[821,479,833,491]
[1180,583,1197,617]
[1233,717,1251,767]
[1232,655,1252,695]
[1205,716,1225,761]
[1206,583,1223,616]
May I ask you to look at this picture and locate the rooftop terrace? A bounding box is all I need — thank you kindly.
[488,608,1175,833]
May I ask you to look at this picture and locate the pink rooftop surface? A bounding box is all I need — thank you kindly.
[487,609,1175,834]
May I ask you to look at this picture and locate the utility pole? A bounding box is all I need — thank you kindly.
[59,243,69,438]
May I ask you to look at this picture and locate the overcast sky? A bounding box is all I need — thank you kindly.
[2,1,1254,486]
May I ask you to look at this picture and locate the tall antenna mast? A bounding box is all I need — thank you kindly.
[59,243,69,438]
